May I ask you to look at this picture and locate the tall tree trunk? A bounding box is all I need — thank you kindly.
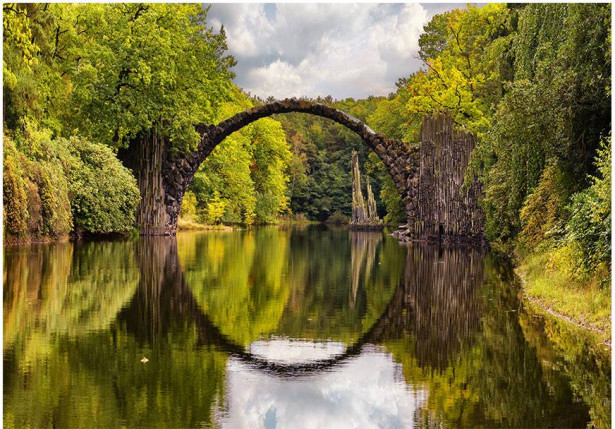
[118,128,176,235]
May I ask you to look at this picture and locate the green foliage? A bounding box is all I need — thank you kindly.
[519,163,567,248]
[481,81,559,242]
[3,137,29,236]
[63,137,140,233]
[565,137,611,277]
[179,190,198,220]
[3,4,71,133]
[251,118,292,223]
[325,211,349,225]
[3,128,72,238]
[478,3,611,245]
[3,128,139,237]
[366,82,420,143]
[205,191,226,225]
[3,3,234,238]
[63,4,235,151]
[273,96,398,222]
[192,118,256,224]
[3,240,227,428]
[179,226,401,346]
[407,4,513,137]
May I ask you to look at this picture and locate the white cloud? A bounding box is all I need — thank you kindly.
[215,344,428,428]
[208,3,447,99]
[246,60,310,98]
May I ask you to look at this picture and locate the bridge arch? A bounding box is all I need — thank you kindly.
[122,98,481,243]
[162,98,416,234]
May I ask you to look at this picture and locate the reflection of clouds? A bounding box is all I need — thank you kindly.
[248,339,347,364]
[217,345,426,428]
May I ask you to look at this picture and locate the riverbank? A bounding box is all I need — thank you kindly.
[3,235,71,246]
[519,299,611,427]
[177,218,233,231]
[517,251,611,346]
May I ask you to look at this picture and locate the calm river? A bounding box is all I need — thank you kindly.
[3,226,610,428]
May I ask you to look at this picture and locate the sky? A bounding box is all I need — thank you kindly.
[207,3,463,100]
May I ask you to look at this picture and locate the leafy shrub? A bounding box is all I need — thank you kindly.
[565,137,611,277]
[179,190,198,221]
[3,129,140,238]
[3,137,29,236]
[38,160,72,236]
[325,211,349,225]
[63,137,140,234]
[3,131,72,238]
[519,163,568,248]
[205,191,226,225]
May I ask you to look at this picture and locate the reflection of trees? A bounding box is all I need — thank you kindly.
[466,262,590,427]
[117,237,202,343]
[519,304,611,428]
[4,232,601,428]
[276,228,403,342]
[179,228,403,345]
[178,228,290,345]
[383,251,592,427]
[3,238,228,428]
[3,241,138,365]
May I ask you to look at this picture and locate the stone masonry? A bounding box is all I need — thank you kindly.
[158,98,484,245]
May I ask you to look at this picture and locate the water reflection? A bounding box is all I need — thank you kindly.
[220,349,426,428]
[3,227,608,428]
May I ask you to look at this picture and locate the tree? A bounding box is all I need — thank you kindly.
[565,137,611,277]
[205,191,226,225]
[406,4,512,138]
[3,4,236,235]
[63,4,235,234]
[479,3,611,243]
[250,118,291,223]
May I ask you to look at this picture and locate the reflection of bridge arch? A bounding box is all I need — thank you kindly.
[192,277,406,377]
[118,237,485,377]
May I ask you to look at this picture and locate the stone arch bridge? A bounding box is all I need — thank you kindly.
[122,98,484,244]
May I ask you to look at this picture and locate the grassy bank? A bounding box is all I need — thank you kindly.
[177,218,233,232]
[517,250,611,343]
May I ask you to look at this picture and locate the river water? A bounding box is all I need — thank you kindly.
[3,226,610,428]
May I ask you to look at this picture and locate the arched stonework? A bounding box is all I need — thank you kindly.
[124,98,483,244]
[162,98,419,235]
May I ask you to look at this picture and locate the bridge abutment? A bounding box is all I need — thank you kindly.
[119,129,177,236]
[392,115,486,246]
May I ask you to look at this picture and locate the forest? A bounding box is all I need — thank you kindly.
[3,4,611,327]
